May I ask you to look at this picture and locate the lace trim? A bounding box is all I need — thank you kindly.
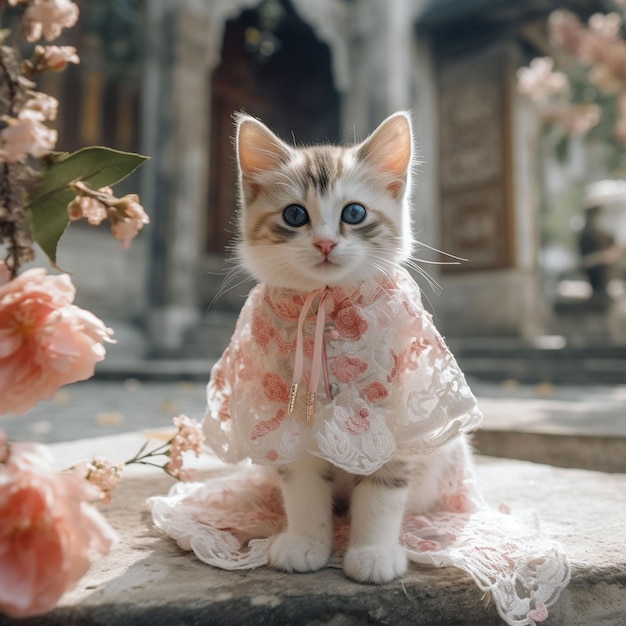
[150,468,570,626]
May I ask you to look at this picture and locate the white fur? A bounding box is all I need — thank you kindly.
[268,456,333,572]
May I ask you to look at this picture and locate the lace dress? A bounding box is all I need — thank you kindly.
[203,268,482,473]
[150,269,570,626]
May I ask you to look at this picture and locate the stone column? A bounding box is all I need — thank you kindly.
[143,1,211,354]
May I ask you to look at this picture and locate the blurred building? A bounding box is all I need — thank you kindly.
[54,0,614,358]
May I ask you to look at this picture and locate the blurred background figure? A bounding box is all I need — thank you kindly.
[578,205,619,299]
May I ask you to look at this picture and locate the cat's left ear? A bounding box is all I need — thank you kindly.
[357,112,412,197]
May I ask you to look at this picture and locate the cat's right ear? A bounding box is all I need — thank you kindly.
[235,113,292,199]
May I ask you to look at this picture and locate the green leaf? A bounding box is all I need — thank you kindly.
[26,146,149,264]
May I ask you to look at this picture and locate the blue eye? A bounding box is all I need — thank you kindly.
[283,204,309,227]
[341,203,366,225]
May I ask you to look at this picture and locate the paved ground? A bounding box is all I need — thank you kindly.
[2,375,625,444]
[1,379,208,444]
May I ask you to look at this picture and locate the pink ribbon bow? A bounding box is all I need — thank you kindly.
[287,287,333,423]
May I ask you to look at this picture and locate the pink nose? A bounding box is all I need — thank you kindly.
[315,240,337,256]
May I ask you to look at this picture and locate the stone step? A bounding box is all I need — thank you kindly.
[2,433,624,626]
[447,338,626,385]
[180,310,238,358]
[473,430,626,473]
[471,381,626,473]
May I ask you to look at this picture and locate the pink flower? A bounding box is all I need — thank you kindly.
[109,195,150,248]
[362,381,389,404]
[0,109,57,163]
[262,371,290,403]
[330,354,369,383]
[0,433,117,618]
[333,305,368,340]
[67,188,112,225]
[73,456,125,505]
[517,57,569,104]
[0,263,114,416]
[67,195,108,224]
[250,410,285,441]
[165,415,205,481]
[274,295,304,320]
[24,92,59,121]
[25,0,80,42]
[346,407,370,435]
[36,45,80,71]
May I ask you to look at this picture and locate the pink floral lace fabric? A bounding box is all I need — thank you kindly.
[204,268,483,474]
[150,463,570,626]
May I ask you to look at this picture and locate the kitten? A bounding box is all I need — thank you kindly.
[203,111,481,584]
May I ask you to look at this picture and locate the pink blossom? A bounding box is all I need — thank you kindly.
[67,189,111,225]
[562,103,601,135]
[549,10,588,59]
[0,110,57,163]
[517,57,569,104]
[0,263,114,416]
[109,195,150,248]
[67,195,108,224]
[37,45,80,71]
[0,434,117,618]
[588,12,622,40]
[23,92,59,121]
[165,415,205,481]
[25,0,80,42]
[73,456,125,505]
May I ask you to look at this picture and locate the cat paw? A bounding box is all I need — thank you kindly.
[268,532,331,573]
[343,544,407,584]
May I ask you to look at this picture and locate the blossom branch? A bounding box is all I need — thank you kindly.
[72,415,206,505]
[68,181,149,248]
[0,45,36,276]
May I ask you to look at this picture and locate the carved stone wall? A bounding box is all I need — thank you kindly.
[438,46,514,272]
[432,42,544,337]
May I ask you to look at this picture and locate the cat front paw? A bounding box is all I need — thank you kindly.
[343,544,407,584]
[268,532,331,573]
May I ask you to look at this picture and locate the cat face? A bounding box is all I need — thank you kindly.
[234,112,414,291]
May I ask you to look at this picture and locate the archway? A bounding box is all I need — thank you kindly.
[207,0,341,255]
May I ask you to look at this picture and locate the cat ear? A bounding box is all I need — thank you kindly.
[236,113,292,177]
[357,112,412,197]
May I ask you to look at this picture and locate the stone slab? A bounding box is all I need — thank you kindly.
[1,433,625,625]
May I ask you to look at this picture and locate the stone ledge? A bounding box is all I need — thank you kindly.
[473,430,626,473]
[2,435,625,626]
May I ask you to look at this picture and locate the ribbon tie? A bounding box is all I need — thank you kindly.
[287,287,333,424]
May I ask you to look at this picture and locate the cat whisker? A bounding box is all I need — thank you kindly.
[402,258,443,295]
[410,258,462,266]
[209,267,254,309]
[414,239,468,263]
